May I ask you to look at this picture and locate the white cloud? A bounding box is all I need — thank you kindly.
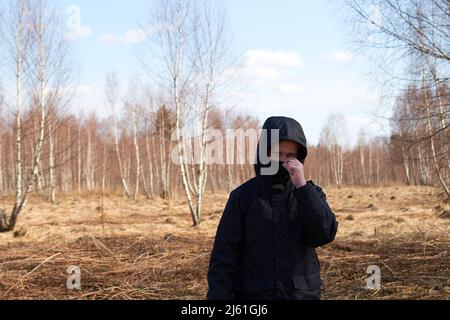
[100,29,148,46]
[250,66,281,80]
[123,29,148,43]
[64,26,92,41]
[329,50,354,62]
[278,83,304,95]
[245,49,303,80]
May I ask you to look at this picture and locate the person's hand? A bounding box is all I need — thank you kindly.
[282,158,307,188]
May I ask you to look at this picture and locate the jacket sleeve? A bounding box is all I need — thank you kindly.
[292,180,338,248]
[207,190,242,300]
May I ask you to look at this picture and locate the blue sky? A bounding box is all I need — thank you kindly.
[51,0,386,146]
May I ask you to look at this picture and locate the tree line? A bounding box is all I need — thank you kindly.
[0,0,449,231]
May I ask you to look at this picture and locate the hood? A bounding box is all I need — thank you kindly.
[254,116,308,176]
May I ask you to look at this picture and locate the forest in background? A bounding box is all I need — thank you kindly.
[0,0,448,230]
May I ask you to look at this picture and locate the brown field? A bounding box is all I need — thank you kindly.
[0,185,449,300]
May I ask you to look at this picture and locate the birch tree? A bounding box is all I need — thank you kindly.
[0,0,30,231]
[142,0,234,225]
[0,0,75,231]
[345,0,450,198]
[106,72,132,199]
[319,113,348,188]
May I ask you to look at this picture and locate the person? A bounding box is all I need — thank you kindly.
[207,116,338,300]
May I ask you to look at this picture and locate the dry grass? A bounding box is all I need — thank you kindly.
[0,185,448,300]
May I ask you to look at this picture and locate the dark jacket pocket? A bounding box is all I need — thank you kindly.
[291,272,321,300]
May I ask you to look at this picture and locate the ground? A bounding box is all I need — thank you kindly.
[0,185,448,300]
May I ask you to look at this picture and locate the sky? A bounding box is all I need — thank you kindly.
[6,0,390,146]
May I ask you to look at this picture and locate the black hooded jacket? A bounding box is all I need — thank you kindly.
[207,116,338,300]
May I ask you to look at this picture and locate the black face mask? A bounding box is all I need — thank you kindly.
[268,160,291,185]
